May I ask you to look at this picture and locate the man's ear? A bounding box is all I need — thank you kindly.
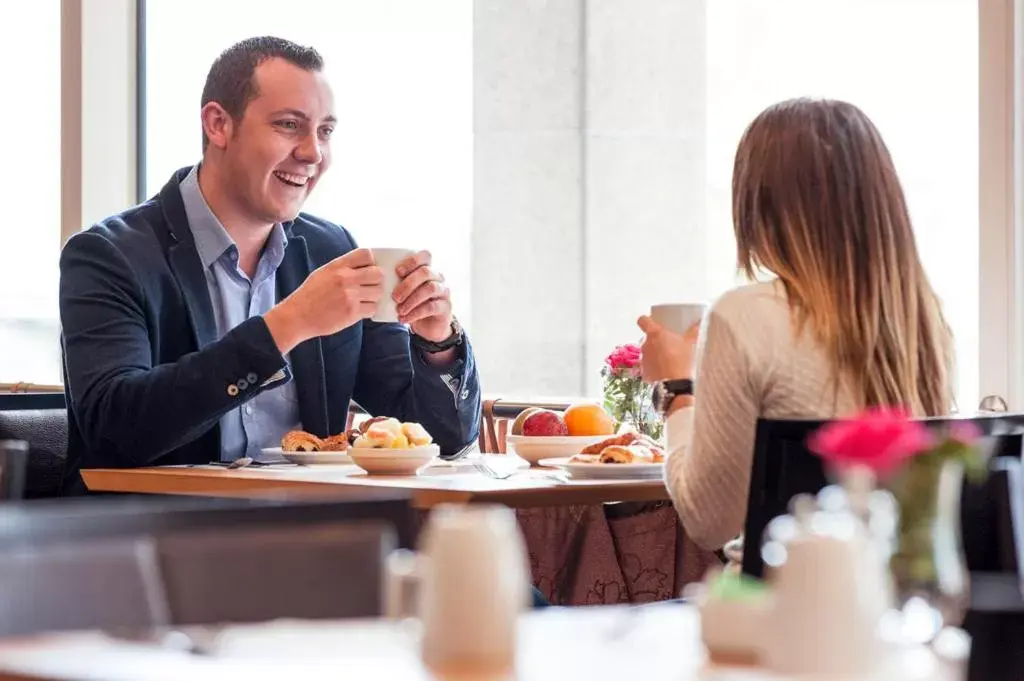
[200,102,234,150]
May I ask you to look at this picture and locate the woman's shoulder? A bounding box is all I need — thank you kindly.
[708,280,789,323]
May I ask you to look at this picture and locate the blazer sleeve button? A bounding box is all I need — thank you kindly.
[227,384,240,397]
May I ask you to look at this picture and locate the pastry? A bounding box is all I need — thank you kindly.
[350,417,435,450]
[580,431,642,455]
[365,426,397,448]
[401,422,433,447]
[568,452,601,464]
[281,430,323,452]
[598,445,657,464]
[319,434,350,452]
[373,418,403,436]
[358,416,389,433]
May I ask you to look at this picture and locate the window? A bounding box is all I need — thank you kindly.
[705,0,979,408]
[0,1,62,384]
[144,0,473,327]
[144,2,982,405]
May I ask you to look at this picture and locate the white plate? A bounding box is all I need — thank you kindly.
[260,447,352,465]
[538,456,665,480]
[504,434,608,465]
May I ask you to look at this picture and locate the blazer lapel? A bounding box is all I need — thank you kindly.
[160,169,218,350]
[276,234,329,436]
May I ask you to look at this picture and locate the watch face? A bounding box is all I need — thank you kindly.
[653,382,667,412]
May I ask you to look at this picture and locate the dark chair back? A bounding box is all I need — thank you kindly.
[155,520,394,625]
[0,393,67,498]
[961,459,1024,574]
[0,440,29,500]
[0,537,168,637]
[963,460,1024,681]
[742,413,1024,579]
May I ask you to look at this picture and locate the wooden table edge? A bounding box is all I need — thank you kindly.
[82,468,671,509]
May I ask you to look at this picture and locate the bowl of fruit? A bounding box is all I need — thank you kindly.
[504,404,615,465]
[348,418,439,475]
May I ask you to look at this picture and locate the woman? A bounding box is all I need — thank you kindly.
[639,98,954,550]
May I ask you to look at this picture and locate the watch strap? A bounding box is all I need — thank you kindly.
[655,378,694,415]
[410,319,464,353]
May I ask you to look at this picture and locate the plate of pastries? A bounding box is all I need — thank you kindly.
[263,415,419,465]
[538,430,666,480]
[264,416,438,473]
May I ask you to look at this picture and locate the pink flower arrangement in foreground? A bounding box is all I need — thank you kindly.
[807,407,934,477]
[809,407,988,605]
[807,407,985,479]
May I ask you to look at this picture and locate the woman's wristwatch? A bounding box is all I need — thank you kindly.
[652,379,694,416]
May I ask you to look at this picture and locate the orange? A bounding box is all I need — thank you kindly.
[563,403,616,436]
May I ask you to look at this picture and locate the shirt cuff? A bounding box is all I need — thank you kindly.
[412,346,467,398]
[665,405,695,454]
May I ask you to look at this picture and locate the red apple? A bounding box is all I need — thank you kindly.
[510,407,542,435]
[521,410,568,436]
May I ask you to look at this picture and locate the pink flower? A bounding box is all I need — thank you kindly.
[807,407,934,477]
[605,344,641,372]
[948,420,981,445]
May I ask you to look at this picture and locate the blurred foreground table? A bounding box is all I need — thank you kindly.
[0,603,965,681]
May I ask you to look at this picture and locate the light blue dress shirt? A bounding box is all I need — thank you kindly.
[179,165,301,461]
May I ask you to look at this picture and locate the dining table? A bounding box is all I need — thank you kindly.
[81,456,670,508]
[0,602,968,681]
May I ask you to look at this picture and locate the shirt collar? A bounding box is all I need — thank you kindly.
[178,164,289,270]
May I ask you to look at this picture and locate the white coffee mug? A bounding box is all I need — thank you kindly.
[650,302,707,335]
[369,247,416,323]
[384,504,530,677]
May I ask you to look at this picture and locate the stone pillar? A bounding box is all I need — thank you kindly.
[472,0,586,397]
[582,0,707,394]
[473,0,707,398]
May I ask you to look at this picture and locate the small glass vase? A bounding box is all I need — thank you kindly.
[888,456,969,642]
[601,377,663,441]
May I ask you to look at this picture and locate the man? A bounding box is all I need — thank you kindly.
[58,36,480,494]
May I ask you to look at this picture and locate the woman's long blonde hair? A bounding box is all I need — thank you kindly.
[732,98,953,416]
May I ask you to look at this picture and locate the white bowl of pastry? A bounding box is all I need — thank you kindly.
[348,418,439,475]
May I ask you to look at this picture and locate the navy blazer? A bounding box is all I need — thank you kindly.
[58,168,481,494]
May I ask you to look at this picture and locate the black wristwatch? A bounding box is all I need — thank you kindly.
[652,378,693,416]
[410,317,465,353]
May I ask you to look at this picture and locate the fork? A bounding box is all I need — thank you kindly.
[472,458,515,479]
[473,458,569,483]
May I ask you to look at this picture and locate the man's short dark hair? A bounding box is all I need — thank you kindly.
[200,36,324,151]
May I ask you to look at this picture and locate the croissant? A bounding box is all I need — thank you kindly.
[281,430,323,452]
[599,445,657,464]
[319,434,350,452]
[580,431,643,455]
